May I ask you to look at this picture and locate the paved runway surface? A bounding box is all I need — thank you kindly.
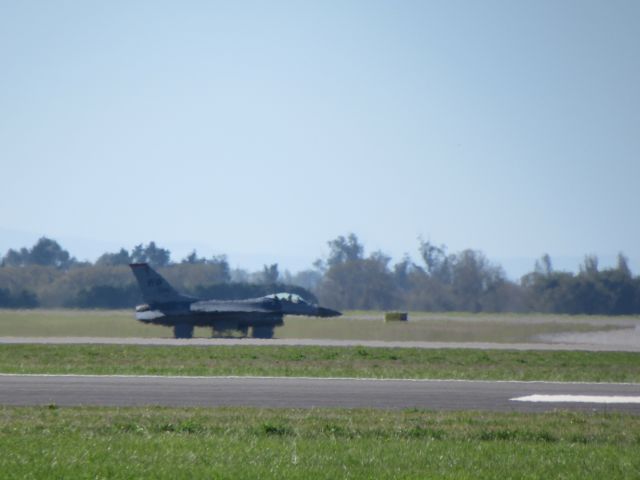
[1,336,639,351]
[1,374,639,413]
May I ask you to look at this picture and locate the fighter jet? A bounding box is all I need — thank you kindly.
[129,263,341,338]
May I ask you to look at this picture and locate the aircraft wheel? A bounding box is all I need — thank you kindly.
[238,324,249,337]
[251,326,274,339]
[174,323,194,339]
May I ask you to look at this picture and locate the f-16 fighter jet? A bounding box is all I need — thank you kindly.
[129,263,341,338]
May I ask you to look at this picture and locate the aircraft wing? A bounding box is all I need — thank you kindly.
[190,301,273,314]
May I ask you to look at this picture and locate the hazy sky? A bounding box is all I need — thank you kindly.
[1,1,638,278]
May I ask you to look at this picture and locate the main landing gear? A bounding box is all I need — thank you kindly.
[251,325,274,339]
[173,323,275,339]
[174,323,194,339]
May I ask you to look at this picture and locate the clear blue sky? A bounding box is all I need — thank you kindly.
[1,1,638,278]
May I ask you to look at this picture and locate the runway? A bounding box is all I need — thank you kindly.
[1,336,639,352]
[1,374,639,413]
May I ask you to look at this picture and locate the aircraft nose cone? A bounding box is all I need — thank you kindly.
[317,307,341,317]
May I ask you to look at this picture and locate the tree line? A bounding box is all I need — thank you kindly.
[316,235,640,315]
[1,235,639,315]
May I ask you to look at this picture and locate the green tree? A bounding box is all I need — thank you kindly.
[182,250,205,264]
[326,233,364,267]
[450,249,506,312]
[317,235,397,310]
[1,248,30,267]
[262,264,279,284]
[0,288,39,307]
[418,239,453,284]
[283,269,323,291]
[1,237,73,269]
[534,253,553,276]
[29,237,72,268]
[616,253,632,277]
[393,255,416,293]
[580,254,599,276]
[71,284,141,308]
[96,248,131,266]
[131,242,171,267]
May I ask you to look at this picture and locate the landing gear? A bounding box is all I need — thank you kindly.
[211,323,249,338]
[174,323,194,339]
[251,325,274,339]
[237,324,249,337]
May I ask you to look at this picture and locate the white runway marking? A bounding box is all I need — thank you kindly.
[511,394,640,404]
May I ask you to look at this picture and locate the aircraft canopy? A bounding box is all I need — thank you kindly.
[266,293,308,304]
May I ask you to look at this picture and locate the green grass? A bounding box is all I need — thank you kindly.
[0,309,165,337]
[2,344,640,382]
[279,314,625,342]
[0,309,635,342]
[1,406,639,479]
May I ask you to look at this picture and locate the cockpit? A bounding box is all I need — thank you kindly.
[265,292,309,304]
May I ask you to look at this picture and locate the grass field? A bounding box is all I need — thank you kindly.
[2,310,639,478]
[0,309,634,342]
[1,406,639,479]
[1,344,639,382]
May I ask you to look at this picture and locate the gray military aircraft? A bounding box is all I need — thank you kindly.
[129,263,340,338]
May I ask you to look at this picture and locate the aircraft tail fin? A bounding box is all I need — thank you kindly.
[129,263,192,305]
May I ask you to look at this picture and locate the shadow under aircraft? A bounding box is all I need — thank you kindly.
[129,263,341,339]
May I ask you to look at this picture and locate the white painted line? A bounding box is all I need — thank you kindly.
[511,394,640,404]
